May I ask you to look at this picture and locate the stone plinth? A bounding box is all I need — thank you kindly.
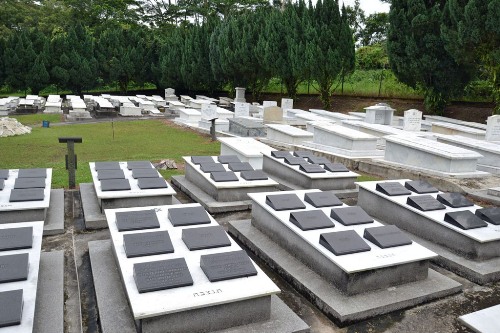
[431,122,486,140]
[265,124,313,145]
[229,118,266,137]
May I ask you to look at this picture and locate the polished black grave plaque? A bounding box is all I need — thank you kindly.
[304,192,342,208]
[200,163,226,173]
[265,193,306,211]
[444,211,488,230]
[0,253,29,283]
[364,225,412,248]
[0,289,23,328]
[406,195,446,211]
[299,164,326,173]
[307,156,330,165]
[475,208,500,225]
[133,258,193,293]
[127,161,152,169]
[168,206,211,227]
[137,178,169,189]
[14,178,46,189]
[320,230,371,256]
[191,156,214,165]
[323,163,349,172]
[376,182,412,196]
[437,193,474,208]
[284,156,308,166]
[97,170,125,180]
[240,170,268,181]
[217,155,241,164]
[200,250,257,282]
[293,150,315,158]
[9,188,44,202]
[271,151,292,159]
[0,179,4,191]
[289,210,335,231]
[404,180,438,194]
[330,206,374,226]
[17,168,46,178]
[210,171,239,182]
[228,162,254,172]
[123,231,174,258]
[0,170,9,179]
[116,209,160,232]
[94,162,121,170]
[182,226,231,250]
[100,179,131,191]
[0,227,33,252]
[132,168,159,179]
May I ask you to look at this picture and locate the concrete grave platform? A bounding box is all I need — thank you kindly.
[459,304,500,333]
[218,137,274,169]
[43,189,65,235]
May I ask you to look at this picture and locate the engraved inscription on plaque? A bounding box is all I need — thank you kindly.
[217,155,241,164]
[323,163,349,173]
[137,178,169,189]
[363,225,412,248]
[123,230,174,258]
[406,195,446,211]
[0,253,29,283]
[271,151,292,159]
[304,192,343,208]
[133,258,193,293]
[475,208,500,225]
[182,226,231,250]
[116,210,160,232]
[168,206,211,227]
[437,193,474,208]
[376,182,412,196]
[320,230,371,256]
[265,193,306,211]
[404,180,438,194]
[0,227,33,252]
[330,206,374,226]
[200,250,258,282]
[444,211,488,230]
[0,289,23,328]
[289,210,335,231]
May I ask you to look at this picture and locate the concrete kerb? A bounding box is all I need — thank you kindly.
[80,183,107,229]
[43,189,65,235]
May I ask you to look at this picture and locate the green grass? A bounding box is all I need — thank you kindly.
[11,114,63,126]
[356,173,383,182]
[0,120,220,188]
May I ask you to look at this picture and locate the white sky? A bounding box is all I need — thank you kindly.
[339,0,391,15]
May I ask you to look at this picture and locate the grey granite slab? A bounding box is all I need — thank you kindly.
[137,178,169,189]
[299,164,326,174]
[100,179,131,191]
[217,155,241,164]
[95,162,121,170]
[406,195,446,211]
[191,156,215,165]
[0,253,29,283]
[0,227,32,251]
[0,289,23,328]
[271,151,292,159]
[210,171,239,182]
[363,225,412,249]
[323,163,349,173]
[127,161,153,169]
[437,193,474,208]
[14,178,46,189]
[293,151,315,158]
[116,210,160,232]
[182,226,231,250]
[123,230,174,258]
[330,206,374,226]
[304,192,342,208]
[265,194,306,211]
[0,180,3,190]
[168,206,211,226]
[404,180,438,194]
[9,189,44,202]
[0,170,8,179]
[133,258,193,293]
[475,208,500,225]
[200,250,257,282]
[132,168,160,179]
[307,156,330,165]
[376,182,412,196]
[200,163,226,173]
[17,168,46,178]
[97,170,125,180]
[444,211,488,230]
[228,162,254,172]
[320,230,371,256]
[289,210,335,231]
[240,170,268,181]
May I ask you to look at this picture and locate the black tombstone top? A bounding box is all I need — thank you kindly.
[404,180,438,194]
[0,289,23,328]
[17,168,46,178]
[137,178,169,189]
[123,230,174,258]
[210,171,239,182]
[0,227,33,252]
[100,179,131,191]
[271,151,292,159]
[475,208,500,225]
[323,163,349,173]
[217,155,241,164]
[127,161,153,170]
[0,170,9,179]
[406,195,446,211]
[376,182,412,196]
[240,170,268,181]
[131,168,160,179]
[94,162,121,170]
[284,156,309,166]
[293,151,315,158]
[289,210,335,231]
[133,258,193,293]
[0,179,4,191]
[307,156,331,165]
[200,250,257,282]
[200,163,226,173]
[299,164,327,174]
[115,209,160,232]
[437,193,474,208]
[168,206,211,227]
[191,156,215,165]
[363,225,412,249]
[444,211,488,230]
[97,170,125,180]
[13,178,46,189]
[0,253,29,283]
[265,193,306,211]
[228,162,254,172]
[330,206,374,226]
[182,225,231,251]
[320,230,371,256]
[304,192,343,208]
[9,188,44,202]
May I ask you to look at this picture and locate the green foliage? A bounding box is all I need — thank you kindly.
[360,13,389,46]
[30,55,50,95]
[159,28,185,90]
[356,44,388,70]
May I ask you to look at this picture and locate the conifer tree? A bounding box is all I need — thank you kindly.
[159,28,185,89]
[30,55,49,94]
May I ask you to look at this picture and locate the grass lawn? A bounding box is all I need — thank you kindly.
[0,118,220,188]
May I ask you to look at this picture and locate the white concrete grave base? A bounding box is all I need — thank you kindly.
[218,137,274,169]
[459,304,500,333]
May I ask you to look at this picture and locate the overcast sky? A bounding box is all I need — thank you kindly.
[338,0,390,15]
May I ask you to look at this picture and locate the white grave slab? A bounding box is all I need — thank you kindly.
[431,122,486,140]
[263,106,283,123]
[403,109,422,132]
[234,102,250,118]
[200,104,218,120]
[198,119,229,132]
[263,101,277,108]
[265,124,313,145]
[180,95,193,104]
[174,109,202,125]
[424,115,487,130]
[310,109,361,122]
[189,99,213,109]
[218,137,274,169]
[459,304,500,333]
[216,107,234,120]
[486,115,500,142]
[364,104,395,125]
[281,98,293,112]
[120,104,142,116]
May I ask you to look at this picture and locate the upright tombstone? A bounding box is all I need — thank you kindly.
[262,101,278,108]
[234,87,246,103]
[486,115,500,141]
[281,98,293,112]
[364,104,395,125]
[263,106,283,123]
[201,104,218,121]
[165,88,175,96]
[234,102,250,118]
[403,109,422,132]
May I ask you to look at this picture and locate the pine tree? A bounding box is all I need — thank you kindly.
[0,38,5,87]
[159,28,185,90]
[30,55,49,94]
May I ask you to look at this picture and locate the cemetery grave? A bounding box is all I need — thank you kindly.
[265,124,314,145]
[431,122,486,140]
[218,137,274,169]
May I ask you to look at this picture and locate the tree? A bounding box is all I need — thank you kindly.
[0,38,5,87]
[30,55,49,94]
[339,4,356,95]
[343,0,365,46]
[360,13,389,46]
[3,31,36,92]
[159,28,185,90]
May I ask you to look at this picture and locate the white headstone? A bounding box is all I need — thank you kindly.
[201,103,218,120]
[281,98,294,111]
[263,106,283,123]
[263,101,278,108]
[235,87,246,103]
[165,88,175,96]
[403,109,422,132]
[486,115,500,141]
[234,102,250,117]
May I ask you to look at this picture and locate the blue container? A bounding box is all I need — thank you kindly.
[42,120,50,128]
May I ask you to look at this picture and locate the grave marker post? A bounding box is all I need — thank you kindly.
[58,137,83,188]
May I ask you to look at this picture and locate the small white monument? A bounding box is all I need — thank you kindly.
[364,104,395,125]
[486,115,500,141]
[263,101,278,108]
[234,102,250,118]
[234,87,246,103]
[403,109,422,131]
[281,98,294,112]
[201,103,218,120]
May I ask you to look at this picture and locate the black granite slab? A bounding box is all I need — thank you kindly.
[133,258,193,293]
[131,168,159,179]
[240,170,268,181]
[97,170,125,180]
[0,170,9,179]
[17,168,46,178]
[191,156,214,165]
[9,188,44,202]
[0,227,33,252]
[475,208,500,225]
[307,156,330,165]
[284,156,308,166]
[0,289,23,328]
[320,230,371,256]
[210,171,239,182]
[437,193,474,208]
[123,231,174,258]
[200,250,257,282]
[265,193,306,211]
[200,163,226,173]
[363,225,412,249]
[228,162,254,172]
[127,161,152,170]
[323,163,349,173]
[13,178,46,189]
[289,210,335,231]
[330,206,374,226]
[299,164,326,173]
[271,151,292,159]
[94,162,121,170]
[444,211,488,230]
[137,178,169,189]
[0,253,29,283]
[217,155,241,164]
[404,180,438,194]
[304,192,342,208]
[293,151,315,158]
[0,179,4,191]
[115,210,160,232]
[376,182,412,196]
[182,226,231,250]
[168,206,211,227]
[100,179,131,191]
[406,195,446,211]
